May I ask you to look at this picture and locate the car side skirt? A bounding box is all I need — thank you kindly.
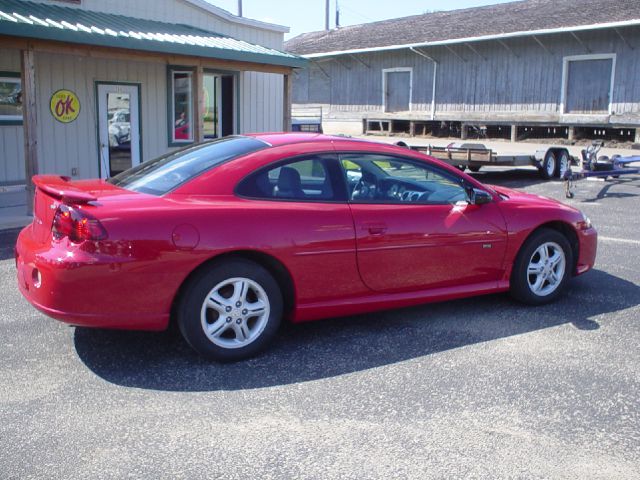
[292,280,510,323]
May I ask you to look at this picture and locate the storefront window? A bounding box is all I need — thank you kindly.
[168,68,194,144]
[0,73,22,124]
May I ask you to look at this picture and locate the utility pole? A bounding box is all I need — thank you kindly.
[325,0,330,30]
[237,0,242,17]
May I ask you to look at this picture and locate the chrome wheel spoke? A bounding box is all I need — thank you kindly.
[549,251,563,267]
[207,317,230,338]
[210,291,231,309]
[530,273,545,293]
[246,299,266,316]
[206,298,227,315]
[528,262,544,276]
[231,280,248,304]
[239,323,251,341]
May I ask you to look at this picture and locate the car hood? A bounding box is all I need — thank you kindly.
[488,184,565,206]
[488,184,583,223]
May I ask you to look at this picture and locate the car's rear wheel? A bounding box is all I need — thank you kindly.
[177,259,283,361]
[510,229,573,305]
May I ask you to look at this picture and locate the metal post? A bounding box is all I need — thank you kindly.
[325,0,330,30]
[237,0,242,16]
[21,47,38,216]
[511,125,518,142]
[194,65,204,142]
[283,73,292,132]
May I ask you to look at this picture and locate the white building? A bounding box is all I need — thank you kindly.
[0,0,305,217]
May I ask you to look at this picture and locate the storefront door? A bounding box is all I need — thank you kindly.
[203,73,235,139]
[97,83,141,178]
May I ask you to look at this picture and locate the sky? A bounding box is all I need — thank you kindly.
[208,0,516,39]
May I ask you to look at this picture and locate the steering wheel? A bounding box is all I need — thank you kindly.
[353,176,376,199]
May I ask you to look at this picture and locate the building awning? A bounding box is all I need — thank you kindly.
[0,0,307,68]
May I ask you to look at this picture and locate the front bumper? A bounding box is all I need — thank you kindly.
[576,227,598,275]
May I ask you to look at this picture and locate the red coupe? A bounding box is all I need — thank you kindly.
[16,134,597,361]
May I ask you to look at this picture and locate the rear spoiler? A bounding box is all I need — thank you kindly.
[32,175,97,204]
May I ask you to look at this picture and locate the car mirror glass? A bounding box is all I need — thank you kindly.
[470,188,493,205]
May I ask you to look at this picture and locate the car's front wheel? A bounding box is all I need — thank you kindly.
[177,259,283,361]
[510,229,573,305]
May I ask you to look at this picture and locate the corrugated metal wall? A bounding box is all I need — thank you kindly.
[293,27,640,125]
[0,49,25,185]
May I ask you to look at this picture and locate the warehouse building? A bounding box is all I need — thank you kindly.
[0,0,305,216]
[285,0,640,144]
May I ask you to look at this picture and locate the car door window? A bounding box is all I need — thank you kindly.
[340,154,468,204]
[237,154,344,201]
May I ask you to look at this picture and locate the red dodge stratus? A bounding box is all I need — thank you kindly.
[16,134,597,361]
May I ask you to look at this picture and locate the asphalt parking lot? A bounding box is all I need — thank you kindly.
[1,168,639,479]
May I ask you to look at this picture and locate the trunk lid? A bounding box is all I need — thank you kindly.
[31,175,141,243]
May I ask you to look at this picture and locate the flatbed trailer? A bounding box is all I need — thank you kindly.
[398,142,576,180]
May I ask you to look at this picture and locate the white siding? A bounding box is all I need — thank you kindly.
[34,52,168,179]
[0,48,24,184]
[240,72,284,133]
[32,52,285,179]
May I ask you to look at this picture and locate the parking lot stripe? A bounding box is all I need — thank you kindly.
[599,236,640,245]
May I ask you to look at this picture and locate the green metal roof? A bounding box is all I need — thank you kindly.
[0,0,306,68]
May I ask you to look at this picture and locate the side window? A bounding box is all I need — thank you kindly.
[340,154,468,204]
[237,154,343,201]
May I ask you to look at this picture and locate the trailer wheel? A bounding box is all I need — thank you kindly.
[557,151,570,179]
[455,165,466,172]
[468,165,481,173]
[540,151,557,180]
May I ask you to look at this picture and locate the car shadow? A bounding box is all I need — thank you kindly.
[468,168,551,189]
[580,177,640,203]
[74,269,640,392]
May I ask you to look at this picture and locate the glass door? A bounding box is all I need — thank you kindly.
[97,83,141,178]
[203,73,235,139]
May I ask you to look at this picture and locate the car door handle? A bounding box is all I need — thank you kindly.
[363,223,387,235]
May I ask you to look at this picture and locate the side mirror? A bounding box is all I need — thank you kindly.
[469,188,493,205]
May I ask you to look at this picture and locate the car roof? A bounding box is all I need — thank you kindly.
[245,132,372,147]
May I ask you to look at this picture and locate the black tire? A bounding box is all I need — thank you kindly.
[468,165,481,173]
[557,151,570,179]
[510,229,573,305]
[455,165,466,172]
[177,259,283,362]
[539,151,557,180]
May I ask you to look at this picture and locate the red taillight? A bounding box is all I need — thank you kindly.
[52,204,107,243]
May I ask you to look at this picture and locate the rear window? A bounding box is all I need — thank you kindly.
[108,136,267,195]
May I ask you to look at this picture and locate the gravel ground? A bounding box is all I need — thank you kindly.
[1,168,639,479]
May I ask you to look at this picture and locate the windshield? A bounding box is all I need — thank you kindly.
[108,136,268,195]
